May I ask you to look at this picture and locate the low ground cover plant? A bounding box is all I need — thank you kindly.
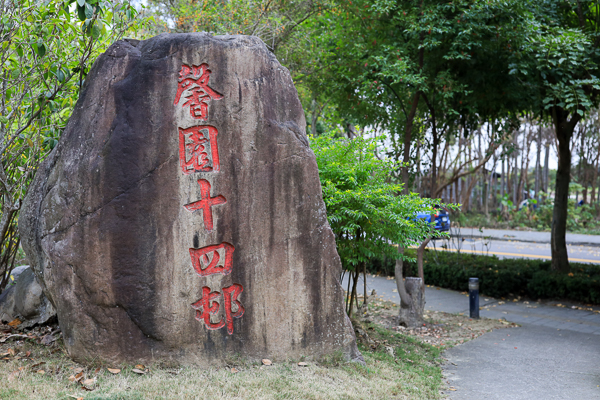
[367,249,600,304]
[399,251,600,304]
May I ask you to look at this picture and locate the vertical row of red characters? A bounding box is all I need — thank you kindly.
[174,63,244,335]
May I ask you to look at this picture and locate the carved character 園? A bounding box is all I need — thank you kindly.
[189,242,235,277]
[184,179,226,231]
[191,284,245,334]
[179,125,220,174]
[174,63,223,120]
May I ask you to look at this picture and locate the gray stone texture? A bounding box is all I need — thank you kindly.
[0,266,56,328]
[20,33,359,365]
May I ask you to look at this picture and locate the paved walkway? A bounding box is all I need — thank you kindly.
[347,275,600,399]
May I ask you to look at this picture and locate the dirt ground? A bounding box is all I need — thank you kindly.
[357,296,520,349]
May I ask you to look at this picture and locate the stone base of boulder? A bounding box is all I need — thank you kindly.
[0,266,56,329]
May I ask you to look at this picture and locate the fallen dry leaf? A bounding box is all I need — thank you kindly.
[25,351,31,357]
[41,334,56,346]
[73,367,84,374]
[297,362,308,367]
[231,368,239,373]
[7,348,15,356]
[107,368,121,374]
[261,359,272,366]
[37,369,45,375]
[31,362,46,369]
[74,371,84,381]
[135,364,145,369]
[132,368,147,374]
[8,319,21,328]
[80,384,93,392]
[68,375,77,382]
[94,367,101,374]
[82,378,95,386]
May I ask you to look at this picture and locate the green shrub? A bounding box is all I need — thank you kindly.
[381,250,600,304]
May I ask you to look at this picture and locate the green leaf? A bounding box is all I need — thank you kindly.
[36,43,46,57]
[77,0,85,6]
[85,2,94,19]
[91,21,102,39]
[0,116,8,124]
[77,4,86,21]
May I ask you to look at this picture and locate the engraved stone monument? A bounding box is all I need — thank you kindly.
[20,33,360,365]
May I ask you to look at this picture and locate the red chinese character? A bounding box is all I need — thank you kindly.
[191,284,245,335]
[178,125,220,174]
[184,179,226,231]
[191,287,225,330]
[223,284,245,335]
[189,242,234,277]
[174,63,223,120]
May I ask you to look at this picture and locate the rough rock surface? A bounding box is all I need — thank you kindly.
[0,266,56,329]
[20,33,360,365]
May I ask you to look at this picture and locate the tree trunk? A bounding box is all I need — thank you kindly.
[395,246,424,327]
[513,132,518,205]
[362,261,367,308]
[311,99,318,137]
[416,237,431,285]
[544,142,550,195]
[402,91,420,192]
[348,268,360,317]
[535,122,542,201]
[550,107,581,273]
[397,277,424,328]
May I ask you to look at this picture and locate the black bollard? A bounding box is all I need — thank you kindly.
[469,277,480,319]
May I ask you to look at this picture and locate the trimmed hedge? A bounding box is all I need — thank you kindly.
[393,250,600,304]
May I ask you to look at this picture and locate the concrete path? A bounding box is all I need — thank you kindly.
[345,274,600,399]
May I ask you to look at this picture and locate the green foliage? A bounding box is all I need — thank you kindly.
[311,132,450,272]
[510,2,600,116]
[403,251,600,304]
[0,0,148,293]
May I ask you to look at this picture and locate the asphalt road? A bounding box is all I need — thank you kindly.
[429,228,600,264]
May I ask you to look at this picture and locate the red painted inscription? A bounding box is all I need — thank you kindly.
[191,287,225,330]
[189,242,235,277]
[222,284,245,334]
[184,179,226,231]
[174,63,223,120]
[191,284,245,334]
[178,125,220,174]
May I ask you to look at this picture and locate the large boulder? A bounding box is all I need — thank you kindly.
[20,33,360,365]
[0,266,56,329]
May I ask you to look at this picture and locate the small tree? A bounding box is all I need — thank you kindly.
[311,132,451,320]
[0,0,146,293]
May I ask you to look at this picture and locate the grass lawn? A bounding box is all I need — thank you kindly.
[0,301,516,400]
